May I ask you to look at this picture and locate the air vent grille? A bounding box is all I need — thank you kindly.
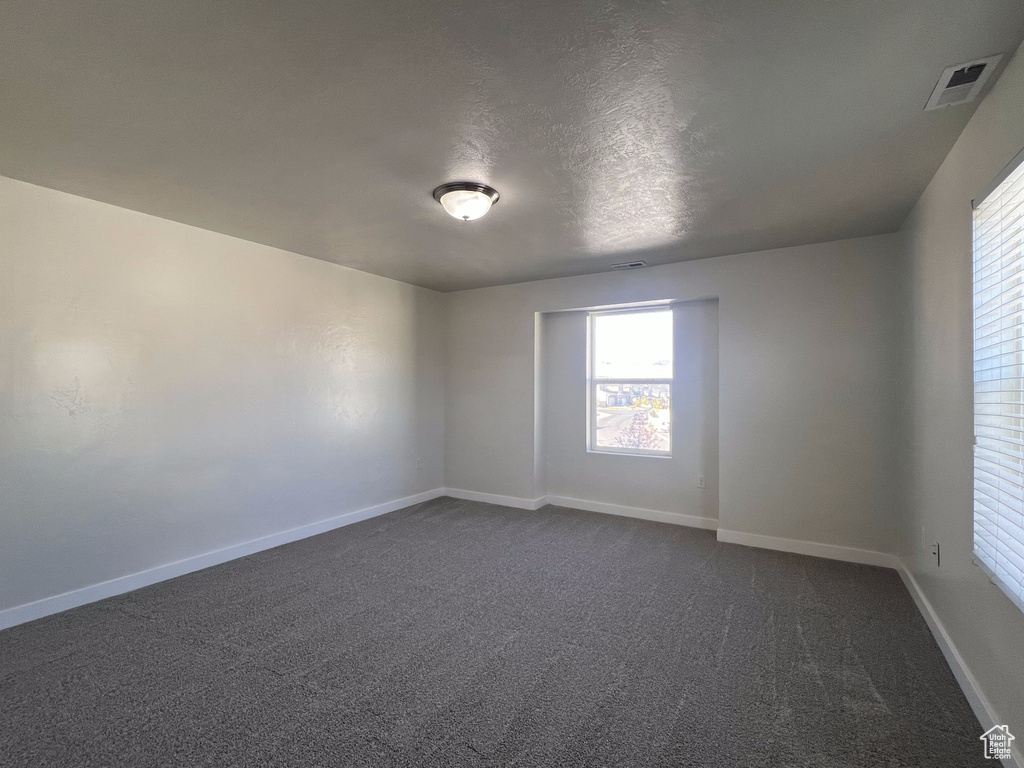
[610,261,647,270]
[946,63,986,88]
[925,55,1003,110]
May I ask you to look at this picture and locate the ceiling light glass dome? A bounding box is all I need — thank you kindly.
[433,182,500,221]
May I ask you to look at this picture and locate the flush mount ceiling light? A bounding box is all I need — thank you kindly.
[432,182,500,221]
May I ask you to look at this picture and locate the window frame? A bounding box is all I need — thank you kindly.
[587,306,673,458]
[972,144,1024,614]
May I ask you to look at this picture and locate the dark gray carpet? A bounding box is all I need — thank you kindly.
[0,497,987,767]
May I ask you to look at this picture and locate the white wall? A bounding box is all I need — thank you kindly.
[0,176,444,615]
[541,301,719,523]
[901,43,1024,742]
[445,233,903,553]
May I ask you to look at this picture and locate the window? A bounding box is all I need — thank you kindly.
[589,308,672,456]
[973,146,1024,613]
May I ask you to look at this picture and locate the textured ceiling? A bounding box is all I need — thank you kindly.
[2,1,1023,291]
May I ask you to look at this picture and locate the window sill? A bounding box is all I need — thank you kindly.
[586,448,672,459]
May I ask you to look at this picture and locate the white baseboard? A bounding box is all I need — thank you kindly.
[444,487,547,510]
[545,495,718,530]
[444,490,719,530]
[0,487,446,631]
[896,562,1021,768]
[715,528,899,569]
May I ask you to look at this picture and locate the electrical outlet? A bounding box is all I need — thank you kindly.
[697,474,706,488]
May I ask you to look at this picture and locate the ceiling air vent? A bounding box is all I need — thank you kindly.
[925,54,1003,110]
[610,260,647,270]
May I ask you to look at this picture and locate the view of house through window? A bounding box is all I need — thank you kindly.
[589,308,672,456]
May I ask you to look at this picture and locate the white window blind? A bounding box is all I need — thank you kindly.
[974,147,1024,613]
